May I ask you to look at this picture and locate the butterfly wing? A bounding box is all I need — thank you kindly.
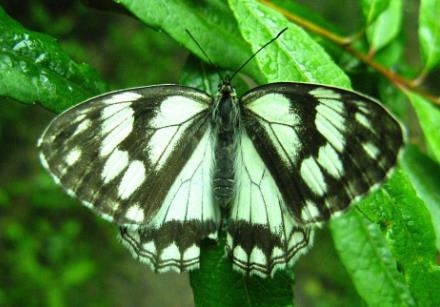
[227,129,314,277]
[38,84,217,226]
[39,85,221,271]
[119,126,219,272]
[240,82,404,225]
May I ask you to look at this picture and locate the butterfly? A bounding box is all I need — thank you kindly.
[37,31,404,278]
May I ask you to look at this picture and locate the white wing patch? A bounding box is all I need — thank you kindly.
[148,126,179,168]
[246,93,300,126]
[317,143,344,179]
[245,93,302,168]
[362,142,380,159]
[147,96,208,171]
[103,91,142,104]
[151,96,208,127]
[148,128,218,228]
[301,200,321,221]
[101,149,129,184]
[72,119,91,138]
[315,110,345,152]
[355,112,372,129]
[118,160,146,200]
[300,156,327,196]
[125,204,145,223]
[316,103,345,132]
[309,87,341,99]
[319,98,344,113]
[228,130,314,277]
[312,89,348,153]
[100,104,134,157]
[65,147,82,166]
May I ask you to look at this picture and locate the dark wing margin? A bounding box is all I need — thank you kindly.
[240,82,404,225]
[38,85,213,227]
[119,220,218,273]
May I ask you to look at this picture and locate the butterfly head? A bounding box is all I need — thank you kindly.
[218,75,236,97]
[216,75,238,103]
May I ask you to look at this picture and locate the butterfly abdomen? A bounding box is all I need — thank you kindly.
[213,133,239,207]
[212,85,240,207]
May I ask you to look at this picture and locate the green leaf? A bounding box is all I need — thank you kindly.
[270,0,348,63]
[378,75,407,119]
[407,92,440,162]
[190,236,294,307]
[295,229,364,306]
[115,0,260,78]
[332,169,440,306]
[330,207,415,307]
[374,37,404,68]
[0,7,107,113]
[377,170,440,306]
[366,0,402,52]
[271,0,342,33]
[360,0,391,25]
[418,0,440,72]
[228,0,351,87]
[61,259,95,287]
[401,145,440,250]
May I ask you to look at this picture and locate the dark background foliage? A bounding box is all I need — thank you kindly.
[0,1,439,306]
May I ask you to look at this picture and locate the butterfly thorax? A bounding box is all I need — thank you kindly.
[211,80,240,207]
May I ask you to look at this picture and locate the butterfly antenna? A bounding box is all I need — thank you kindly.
[229,28,288,81]
[185,29,224,80]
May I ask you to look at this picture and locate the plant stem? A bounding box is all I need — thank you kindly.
[259,0,440,106]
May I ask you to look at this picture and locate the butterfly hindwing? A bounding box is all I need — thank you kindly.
[240,82,404,225]
[227,129,314,277]
[38,85,213,227]
[119,127,220,272]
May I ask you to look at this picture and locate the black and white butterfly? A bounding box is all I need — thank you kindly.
[38,79,403,277]
[37,32,404,278]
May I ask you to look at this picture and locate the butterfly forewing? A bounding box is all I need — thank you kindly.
[38,85,213,227]
[240,82,404,225]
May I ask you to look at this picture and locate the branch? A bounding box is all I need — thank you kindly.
[260,0,440,106]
